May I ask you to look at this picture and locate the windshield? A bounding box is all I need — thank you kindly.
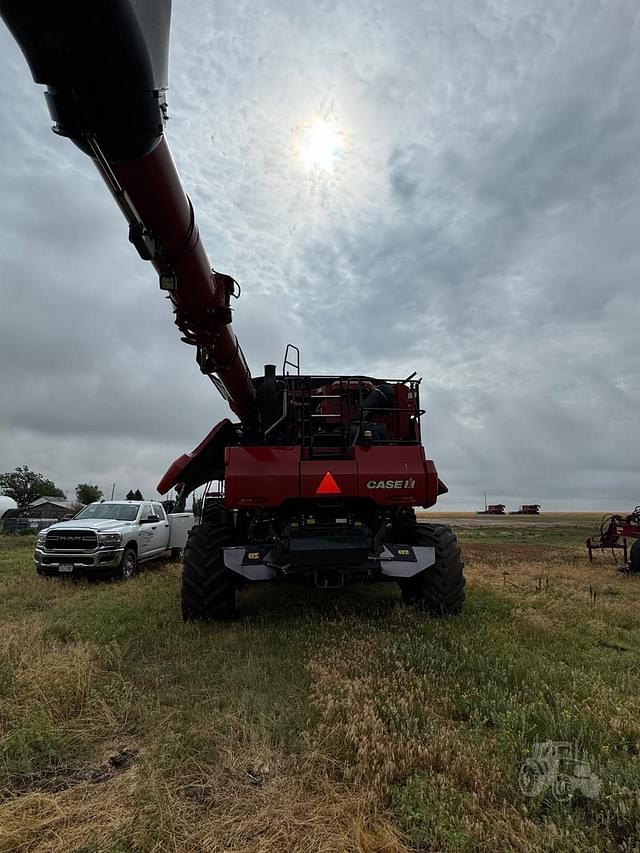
[74,503,139,521]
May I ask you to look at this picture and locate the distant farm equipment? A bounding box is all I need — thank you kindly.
[510,505,541,515]
[477,504,506,515]
[586,507,640,573]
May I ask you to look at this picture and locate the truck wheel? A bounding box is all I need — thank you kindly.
[117,547,137,581]
[182,523,235,621]
[395,523,465,616]
[629,539,640,573]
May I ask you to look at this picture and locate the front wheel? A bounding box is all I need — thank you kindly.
[182,523,236,621]
[395,523,465,616]
[117,547,137,581]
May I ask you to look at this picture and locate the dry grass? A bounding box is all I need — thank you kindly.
[1,529,639,852]
[0,751,408,853]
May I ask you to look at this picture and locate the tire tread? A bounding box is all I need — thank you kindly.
[396,522,465,616]
[182,522,235,621]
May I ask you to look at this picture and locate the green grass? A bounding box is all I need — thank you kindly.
[0,527,639,852]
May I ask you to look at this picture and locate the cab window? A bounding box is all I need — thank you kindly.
[152,503,166,521]
[140,503,154,521]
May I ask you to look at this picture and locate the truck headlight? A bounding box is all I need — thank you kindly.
[98,533,123,548]
[36,532,47,548]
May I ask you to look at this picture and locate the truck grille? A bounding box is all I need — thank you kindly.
[45,530,98,551]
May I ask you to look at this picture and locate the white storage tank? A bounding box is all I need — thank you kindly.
[0,495,18,519]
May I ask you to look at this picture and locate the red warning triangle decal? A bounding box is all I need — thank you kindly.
[316,471,341,495]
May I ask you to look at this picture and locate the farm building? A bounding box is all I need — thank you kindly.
[27,497,80,521]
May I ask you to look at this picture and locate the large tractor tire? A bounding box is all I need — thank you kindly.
[629,539,640,574]
[182,523,236,621]
[395,522,465,616]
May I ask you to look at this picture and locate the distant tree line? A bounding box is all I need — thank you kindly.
[0,467,159,511]
[0,466,106,510]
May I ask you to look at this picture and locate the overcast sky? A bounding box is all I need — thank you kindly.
[1,0,639,510]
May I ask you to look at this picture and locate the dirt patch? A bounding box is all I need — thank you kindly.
[0,746,139,800]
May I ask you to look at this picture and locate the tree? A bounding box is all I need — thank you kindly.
[40,479,66,499]
[76,483,103,504]
[0,465,66,508]
[126,489,144,501]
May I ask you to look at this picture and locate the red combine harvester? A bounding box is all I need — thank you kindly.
[510,505,541,515]
[2,0,464,619]
[586,508,640,573]
[477,504,505,515]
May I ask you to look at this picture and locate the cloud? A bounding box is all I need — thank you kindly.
[1,0,639,509]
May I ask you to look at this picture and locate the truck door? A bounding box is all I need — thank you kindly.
[152,503,171,551]
[138,503,158,556]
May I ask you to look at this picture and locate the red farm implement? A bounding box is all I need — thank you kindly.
[586,508,640,573]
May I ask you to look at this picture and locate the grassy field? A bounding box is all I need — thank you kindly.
[0,516,639,852]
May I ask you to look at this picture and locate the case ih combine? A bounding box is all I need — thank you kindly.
[1,0,464,619]
[477,504,506,515]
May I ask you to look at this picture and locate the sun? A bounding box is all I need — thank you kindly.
[298,118,344,172]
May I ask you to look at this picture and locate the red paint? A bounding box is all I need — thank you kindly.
[225,446,301,508]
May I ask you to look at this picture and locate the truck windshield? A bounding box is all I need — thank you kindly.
[75,503,139,521]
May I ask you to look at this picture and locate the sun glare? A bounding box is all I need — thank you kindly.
[298,118,344,172]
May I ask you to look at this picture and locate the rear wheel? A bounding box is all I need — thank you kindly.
[182,523,236,621]
[629,539,640,573]
[395,522,465,615]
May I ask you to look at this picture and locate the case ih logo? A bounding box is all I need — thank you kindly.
[366,479,416,490]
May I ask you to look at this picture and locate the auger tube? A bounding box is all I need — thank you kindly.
[0,0,256,420]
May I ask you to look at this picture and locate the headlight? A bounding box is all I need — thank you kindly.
[98,533,123,548]
[36,533,47,547]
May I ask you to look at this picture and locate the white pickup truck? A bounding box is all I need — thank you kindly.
[34,500,193,580]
